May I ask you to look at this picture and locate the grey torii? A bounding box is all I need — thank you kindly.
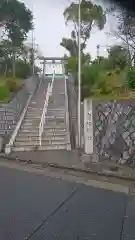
[38,56,68,75]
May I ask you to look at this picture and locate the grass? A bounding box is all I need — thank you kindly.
[0,76,21,103]
[89,91,135,100]
[0,82,10,103]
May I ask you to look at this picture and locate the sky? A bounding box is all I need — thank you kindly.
[22,0,119,60]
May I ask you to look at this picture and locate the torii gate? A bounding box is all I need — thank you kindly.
[39,57,68,75]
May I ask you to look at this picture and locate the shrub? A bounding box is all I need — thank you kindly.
[82,64,99,87]
[0,83,10,102]
[127,68,135,90]
[115,68,121,74]
[6,78,20,92]
[81,86,90,100]
[95,72,119,95]
[107,71,112,76]
[15,61,31,78]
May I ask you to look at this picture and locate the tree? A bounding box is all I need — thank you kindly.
[127,68,135,90]
[102,0,135,15]
[107,45,129,69]
[60,0,106,57]
[0,40,40,79]
[63,0,106,51]
[0,40,13,76]
[0,0,33,44]
[107,7,135,67]
[91,56,112,70]
[60,0,106,85]
[60,38,77,57]
[66,56,77,73]
[0,0,33,77]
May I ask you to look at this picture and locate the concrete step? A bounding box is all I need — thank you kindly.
[27,108,43,111]
[43,132,67,136]
[24,117,41,120]
[46,116,65,120]
[17,133,39,137]
[18,130,67,137]
[45,121,65,126]
[14,139,67,147]
[20,124,39,131]
[26,114,42,118]
[47,112,65,116]
[44,125,66,129]
[45,115,65,119]
[23,119,40,123]
[22,121,40,127]
[27,106,43,109]
[19,129,39,133]
[47,108,65,111]
[47,111,65,114]
[15,136,67,142]
[18,128,67,136]
[46,118,65,123]
[12,144,67,152]
[26,111,42,115]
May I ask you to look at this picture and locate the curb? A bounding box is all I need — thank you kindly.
[1,154,135,182]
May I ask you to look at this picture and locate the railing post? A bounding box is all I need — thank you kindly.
[39,71,55,147]
[64,75,71,151]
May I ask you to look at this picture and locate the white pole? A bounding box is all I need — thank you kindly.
[32,29,35,76]
[78,0,81,148]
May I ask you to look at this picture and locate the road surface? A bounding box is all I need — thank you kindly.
[0,165,134,240]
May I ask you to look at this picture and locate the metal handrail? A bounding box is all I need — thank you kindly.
[39,71,55,146]
[64,75,71,151]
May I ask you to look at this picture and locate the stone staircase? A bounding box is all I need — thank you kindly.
[11,77,49,151]
[8,75,71,153]
[41,77,70,150]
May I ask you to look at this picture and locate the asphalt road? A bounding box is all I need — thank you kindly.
[0,166,134,240]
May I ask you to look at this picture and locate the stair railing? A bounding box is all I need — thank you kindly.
[64,75,71,151]
[39,71,55,146]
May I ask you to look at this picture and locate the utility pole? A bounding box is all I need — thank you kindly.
[97,44,100,60]
[78,0,81,148]
[32,29,35,76]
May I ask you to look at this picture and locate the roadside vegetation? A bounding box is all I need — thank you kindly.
[61,0,135,100]
[0,0,40,103]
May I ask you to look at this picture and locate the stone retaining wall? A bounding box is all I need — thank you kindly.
[0,77,39,147]
[92,99,135,166]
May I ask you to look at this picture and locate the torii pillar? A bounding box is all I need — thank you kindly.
[42,60,46,76]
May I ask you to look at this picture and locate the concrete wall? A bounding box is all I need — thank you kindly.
[0,77,39,148]
[92,99,135,166]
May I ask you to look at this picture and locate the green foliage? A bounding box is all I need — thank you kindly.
[63,0,106,48]
[66,56,77,73]
[60,38,77,57]
[108,45,128,70]
[15,61,31,78]
[0,0,40,102]
[0,0,36,80]
[0,0,33,45]
[61,0,106,72]
[95,73,113,94]
[92,56,113,71]
[0,83,10,102]
[82,64,99,86]
[92,70,126,96]
[6,78,20,92]
[127,68,135,89]
[81,86,91,101]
